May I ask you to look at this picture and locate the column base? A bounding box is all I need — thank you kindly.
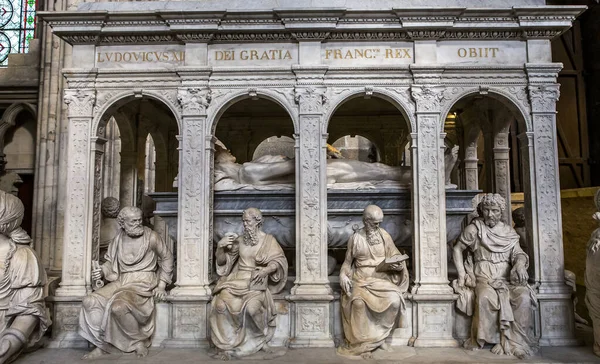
[411,293,459,348]
[290,283,332,296]
[288,292,335,348]
[54,285,89,298]
[47,299,88,348]
[538,291,581,347]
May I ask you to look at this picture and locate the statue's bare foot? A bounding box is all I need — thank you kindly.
[491,344,505,355]
[513,348,527,359]
[360,352,373,360]
[133,343,148,358]
[379,342,393,352]
[82,348,109,360]
[463,338,478,351]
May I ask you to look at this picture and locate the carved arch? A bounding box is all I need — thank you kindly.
[207,88,299,135]
[323,87,415,133]
[439,86,531,132]
[92,89,181,137]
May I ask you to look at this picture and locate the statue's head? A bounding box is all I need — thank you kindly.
[0,172,23,196]
[117,206,144,238]
[480,193,506,228]
[0,190,24,236]
[101,197,120,219]
[215,145,236,164]
[242,207,263,231]
[512,207,526,228]
[363,205,384,230]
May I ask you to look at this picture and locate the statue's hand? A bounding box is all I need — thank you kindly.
[511,264,529,286]
[390,262,404,271]
[153,288,167,302]
[340,275,352,296]
[457,274,466,288]
[218,234,237,249]
[251,268,269,285]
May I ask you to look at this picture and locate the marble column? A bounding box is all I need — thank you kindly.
[289,76,334,347]
[172,84,212,297]
[527,73,577,345]
[167,79,213,348]
[463,124,480,191]
[119,154,138,207]
[492,120,511,224]
[50,87,96,348]
[410,84,458,347]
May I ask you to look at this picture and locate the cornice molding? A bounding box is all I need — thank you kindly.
[39,6,587,46]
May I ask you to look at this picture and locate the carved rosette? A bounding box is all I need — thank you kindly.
[64,89,96,118]
[178,88,212,117]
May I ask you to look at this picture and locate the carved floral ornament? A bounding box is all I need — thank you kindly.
[177,88,212,116]
[411,86,448,113]
[64,89,96,118]
[528,85,561,113]
[295,87,328,114]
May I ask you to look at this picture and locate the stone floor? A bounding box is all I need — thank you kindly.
[15,326,600,364]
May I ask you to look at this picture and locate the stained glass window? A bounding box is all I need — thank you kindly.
[0,0,37,66]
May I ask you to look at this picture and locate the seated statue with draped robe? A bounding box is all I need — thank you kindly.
[210,208,288,359]
[0,190,49,364]
[453,193,537,359]
[338,205,409,358]
[79,206,174,359]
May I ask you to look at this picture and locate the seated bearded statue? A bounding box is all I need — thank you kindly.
[210,208,288,359]
[79,206,174,359]
[338,205,409,358]
[452,193,538,359]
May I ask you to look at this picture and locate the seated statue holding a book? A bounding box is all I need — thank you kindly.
[209,208,288,359]
[338,205,409,358]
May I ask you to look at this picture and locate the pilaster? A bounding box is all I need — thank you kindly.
[171,77,212,298]
[288,69,334,347]
[55,87,95,298]
[527,64,577,346]
[410,83,458,348]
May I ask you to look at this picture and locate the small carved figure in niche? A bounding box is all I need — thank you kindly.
[79,206,173,360]
[210,208,288,359]
[453,194,537,359]
[0,191,49,364]
[338,205,409,358]
[585,190,600,357]
[99,197,120,263]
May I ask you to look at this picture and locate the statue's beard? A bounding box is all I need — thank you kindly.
[125,225,144,237]
[485,217,499,228]
[243,226,260,246]
[365,226,383,246]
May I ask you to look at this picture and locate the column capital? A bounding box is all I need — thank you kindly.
[528,84,560,113]
[294,86,327,114]
[177,88,212,117]
[410,85,447,113]
[64,89,96,118]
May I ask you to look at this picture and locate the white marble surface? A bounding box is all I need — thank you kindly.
[78,0,545,12]
[321,42,413,66]
[437,41,527,65]
[95,45,185,69]
[208,43,297,67]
